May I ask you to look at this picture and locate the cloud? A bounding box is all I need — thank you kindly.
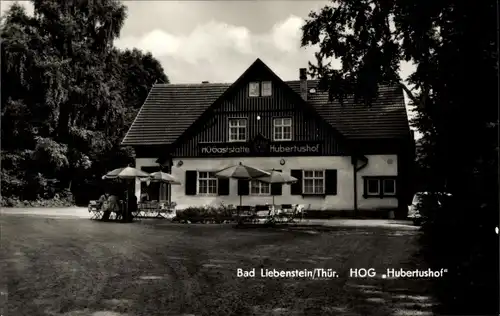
[114,15,316,83]
[271,15,305,53]
[115,14,414,84]
[1,1,34,16]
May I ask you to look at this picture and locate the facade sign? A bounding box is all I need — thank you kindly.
[200,145,250,155]
[199,141,322,157]
[270,144,320,153]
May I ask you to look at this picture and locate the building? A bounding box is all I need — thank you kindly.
[121,58,414,216]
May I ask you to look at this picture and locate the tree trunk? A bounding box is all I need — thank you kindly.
[57,104,70,142]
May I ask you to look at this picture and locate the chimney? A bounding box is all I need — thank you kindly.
[202,81,209,84]
[299,68,307,100]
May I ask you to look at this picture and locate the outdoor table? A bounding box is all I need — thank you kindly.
[254,205,273,223]
[137,201,165,218]
[235,206,254,224]
[97,200,125,221]
[88,200,104,220]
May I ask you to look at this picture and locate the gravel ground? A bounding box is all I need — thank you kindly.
[1,212,434,316]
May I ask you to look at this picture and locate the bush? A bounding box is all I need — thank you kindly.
[175,204,234,223]
[0,193,74,208]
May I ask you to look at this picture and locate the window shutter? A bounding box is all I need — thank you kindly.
[218,178,230,195]
[270,169,282,195]
[185,171,197,195]
[325,169,338,195]
[237,179,249,195]
[290,170,302,195]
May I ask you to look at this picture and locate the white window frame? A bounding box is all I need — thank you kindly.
[261,81,272,96]
[273,117,292,141]
[365,178,396,197]
[382,179,396,195]
[197,171,218,195]
[228,118,247,142]
[249,180,271,196]
[302,170,325,194]
[366,179,380,196]
[249,82,260,97]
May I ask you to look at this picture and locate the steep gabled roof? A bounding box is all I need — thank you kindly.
[122,60,410,147]
[166,58,352,152]
[288,80,410,139]
[122,83,229,145]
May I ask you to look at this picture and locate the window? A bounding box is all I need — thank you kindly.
[198,171,218,195]
[273,118,292,141]
[249,81,271,97]
[367,179,380,195]
[249,82,260,97]
[228,118,247,142]
[364,177,397,198]
[250,180,270,195]
[383,179,396,195]
[303,170,325,194]
[261,81,272,96]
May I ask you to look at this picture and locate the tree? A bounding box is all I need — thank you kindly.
[301,0,498,314]
[1,1,169,205]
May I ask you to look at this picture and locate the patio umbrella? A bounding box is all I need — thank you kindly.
[102,166,151,222]
[148,171,181,184]
[256,169,297,207]
[145,171,181,203]
[215,162,270,180]
[215,162,270,206]
[102,166,151,180]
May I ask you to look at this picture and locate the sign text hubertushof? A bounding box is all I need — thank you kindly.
[199,142,322,157]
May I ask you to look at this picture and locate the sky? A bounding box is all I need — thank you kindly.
[1,1,420,138]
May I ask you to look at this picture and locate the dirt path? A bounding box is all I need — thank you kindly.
[1,214,433,316]
[1,207,90,218]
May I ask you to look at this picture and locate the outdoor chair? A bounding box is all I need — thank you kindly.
[107,200,124,221]
[254,204,272,223]
[276,204,300,223]
[273,204,291,223]
[149,200,161,217]
[292,204,309,222]
[300,204,311,221]
[119,200,127,220]
[108,210,121,221]
[158,201,177,219]
[88,200,103,220]
[135,202,146,217]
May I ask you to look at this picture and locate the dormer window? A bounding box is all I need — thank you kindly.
[261,81,272,96]
[249,82,260,97]
[248,81,272,97]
